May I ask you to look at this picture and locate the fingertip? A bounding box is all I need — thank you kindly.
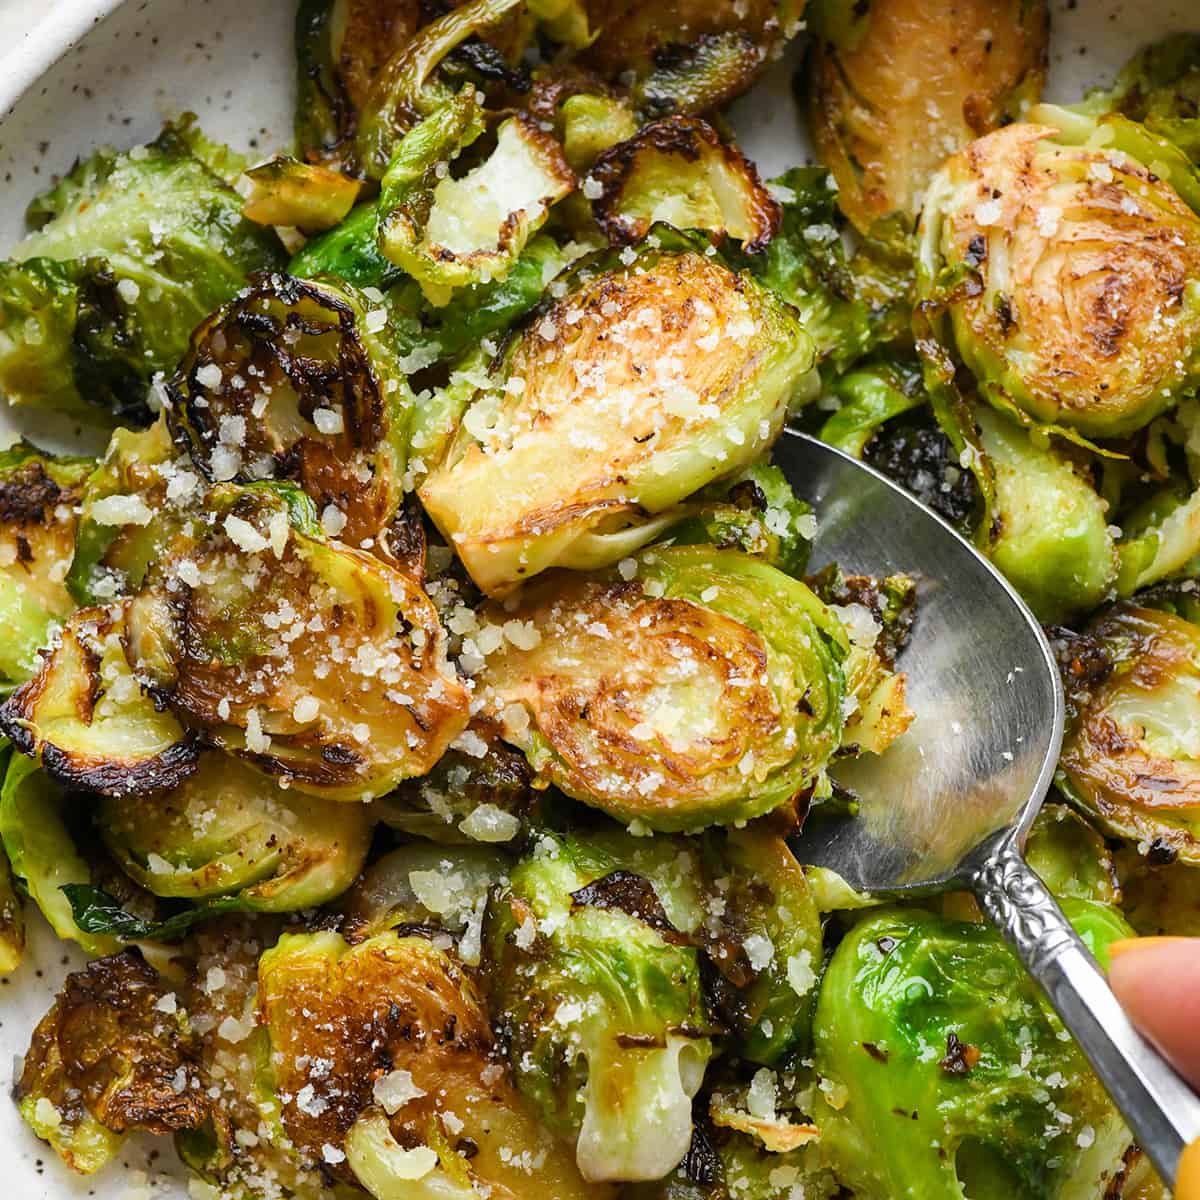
[1176,1137,1200,1200]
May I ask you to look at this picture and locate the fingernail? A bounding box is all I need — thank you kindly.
[1106,937,1192,962]
[1176,1136,1200,1198]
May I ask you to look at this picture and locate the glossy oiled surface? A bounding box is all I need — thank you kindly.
[0,0,1195,1196]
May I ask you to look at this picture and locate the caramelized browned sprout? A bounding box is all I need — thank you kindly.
[125,484,470,801]
[17,950,208,1174]
[807,0,1049,234]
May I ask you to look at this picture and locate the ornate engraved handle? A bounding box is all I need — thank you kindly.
[972,845,1200,1186]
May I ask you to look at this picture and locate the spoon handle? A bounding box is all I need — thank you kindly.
[972,845,1200,1186]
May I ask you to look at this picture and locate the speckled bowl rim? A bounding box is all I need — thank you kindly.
[0,0,128,119]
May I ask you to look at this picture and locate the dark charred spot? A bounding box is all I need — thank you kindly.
[0,463,64,526]
[1147,838,1179,866]
[863,1042,889,1062]
[1046,625,1113,723]
[680,1121,724,1187]
[939,1032,981,1075]
[964,234,988,269]
[875,935,898,955]
[570,871,686,941]
[994,293,1016,336]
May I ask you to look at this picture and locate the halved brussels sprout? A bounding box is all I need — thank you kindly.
[125,484,470,802]
[1058,604,1200,864]
[167,273,412,548]
[476,546,858,831]
[0,603,199,797]
[977,406,1118,622]
[257,929,597,1198]
[485,827,716,1183]
[580,0,805,117]
[98,752,373,911]
[813,907,1131,1200]
[586,117,780,251]
[0,755,119,955]
[419,236,817,596]
[378,89,576,305]
[18,950,208,1175]
[917,112,1200,440]
[0,444,91,682]
[1026,804,1120,907]
[1092,35,1200,164]
[0,119,283,423]
[807,0,1048,235]
[242,156,364,234]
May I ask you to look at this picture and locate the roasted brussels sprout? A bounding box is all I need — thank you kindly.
[242,156,364,234]
[580,0,805,117]
[0,119,282,422]
[807,0,1049,235]
[419,235,817,596]
[257,929,598,1198]
[917,111,1200,440]
[485,827,716,1182]
[1090,35,1200,164]
[475,546,859,832]
[378,89,576,305]
[1058,603,1200,864]
[0,603,199,797]
[977,406,1118,621]
[125,484,470,801]
[17,950,208,1175]
[168,273,412,548]
[1025,803,1120,907]
[586,117,780,251]
[98,753,373,911]
[0,444,91,682]
[0,756,118,954]
[813,908,1132,1200]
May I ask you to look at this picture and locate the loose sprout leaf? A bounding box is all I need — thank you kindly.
[485,828,716,1182]
[242,156,364,234]
[813,908,1132,1200]
[819,359,927,459]
[476,546,854,832]
[0,444,92,682]
[378,89,576,306]
[0,119,283,422]
[586,116,781,251]
[419,235,816,596]
[917,112,1200,441]
[0,603,199,798]
[98,752,374,910]
[61,884,240,942]
[124,484,470,801]
[1058,604,1200,864]
[168,272,413,548]
[806,0,1049,234]
[17,950,209,1176]
[258,929,594,1196]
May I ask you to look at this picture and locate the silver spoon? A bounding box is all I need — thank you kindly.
[775,429,1200,1186]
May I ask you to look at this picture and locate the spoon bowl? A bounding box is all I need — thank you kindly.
[774,429,1200,1185]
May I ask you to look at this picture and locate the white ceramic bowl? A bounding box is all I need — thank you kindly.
[0,0,1195,1195]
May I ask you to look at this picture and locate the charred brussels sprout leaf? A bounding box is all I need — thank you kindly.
[125,484,470,801]
[977,406,1118,622]
[420,237,817,596]
[98,752,374,911]
[917,112,1200,440]
[580,0,805,117]
[586,117,780,251]
[168,273,413,548]
[0,120,283,422]
[378,90,576,306]
[17,950,208,1175]
[0,603,199,798]
[242,156,364,234]
[477,546,855,832]
[1058,604,1200,864]
[813,908,1131,1200]
[485,828,715,1183]
[807,0,1049,235]
[0,444,91,682]
[258,929,595,1198]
